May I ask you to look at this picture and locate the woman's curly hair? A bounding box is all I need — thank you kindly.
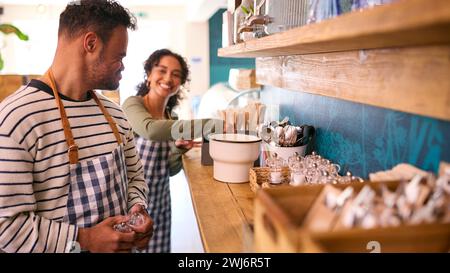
[136,49,190,114]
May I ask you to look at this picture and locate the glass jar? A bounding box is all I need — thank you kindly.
[266,153,285,184]
[289,155,306,186]
[287,152,300,167]
[113,212,145,233]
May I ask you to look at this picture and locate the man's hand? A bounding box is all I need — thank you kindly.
[128,204,154,250]
[77,216,136,253]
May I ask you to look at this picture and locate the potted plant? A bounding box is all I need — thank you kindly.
[0,23,29,70]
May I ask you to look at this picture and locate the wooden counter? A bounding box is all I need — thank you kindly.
[182,148,254,253]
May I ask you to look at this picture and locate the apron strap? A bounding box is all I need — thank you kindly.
[91,91,122,145]
[44,69,122,164]
[45,70,79,164]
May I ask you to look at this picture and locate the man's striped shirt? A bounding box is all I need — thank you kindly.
[0,80,148,253]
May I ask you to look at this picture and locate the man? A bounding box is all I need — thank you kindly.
[0,0,153,253]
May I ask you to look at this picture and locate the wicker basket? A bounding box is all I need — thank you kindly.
[249,166,291,193]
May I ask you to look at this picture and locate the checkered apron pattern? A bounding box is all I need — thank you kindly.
[134,136,171,253]
[63,144,128,227]
[44,69,129,234]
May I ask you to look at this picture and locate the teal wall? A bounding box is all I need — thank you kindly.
[209,9,255,87]
[261,86,450,178]
[208,8,449,179]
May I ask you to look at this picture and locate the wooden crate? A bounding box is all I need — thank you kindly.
[254,181,450,253]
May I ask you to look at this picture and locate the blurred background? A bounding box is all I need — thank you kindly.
[0,0,259,119]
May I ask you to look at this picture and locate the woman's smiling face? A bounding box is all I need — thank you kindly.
[147,55,183,99]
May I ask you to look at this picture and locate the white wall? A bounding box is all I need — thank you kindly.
[0,4,210,118]
[179,21,209,119]
[0,5,65,75]
[186,22,210,97]
[119,5,190,104]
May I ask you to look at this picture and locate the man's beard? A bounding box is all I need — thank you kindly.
[87,54,120,91]
[94,70,120,91]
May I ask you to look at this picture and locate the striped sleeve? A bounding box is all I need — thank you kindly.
[123,129,148,211]
[0,135,77,253]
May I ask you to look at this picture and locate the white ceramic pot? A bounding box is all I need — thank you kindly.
[209,133,261,183]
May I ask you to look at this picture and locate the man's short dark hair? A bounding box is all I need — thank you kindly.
[58,0,137,42]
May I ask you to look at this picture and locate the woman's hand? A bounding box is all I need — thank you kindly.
[175,139,195,150]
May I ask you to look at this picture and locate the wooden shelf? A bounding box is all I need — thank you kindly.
[217,0,450,121]
[255,45,450,121]
[218,0,450,58]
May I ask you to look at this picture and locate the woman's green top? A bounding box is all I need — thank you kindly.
[122,96,220,176]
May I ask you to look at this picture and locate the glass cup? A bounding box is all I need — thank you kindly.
[266,153,285,184]
[113,212,145,233]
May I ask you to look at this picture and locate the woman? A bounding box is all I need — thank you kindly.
[123,49,215,252]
